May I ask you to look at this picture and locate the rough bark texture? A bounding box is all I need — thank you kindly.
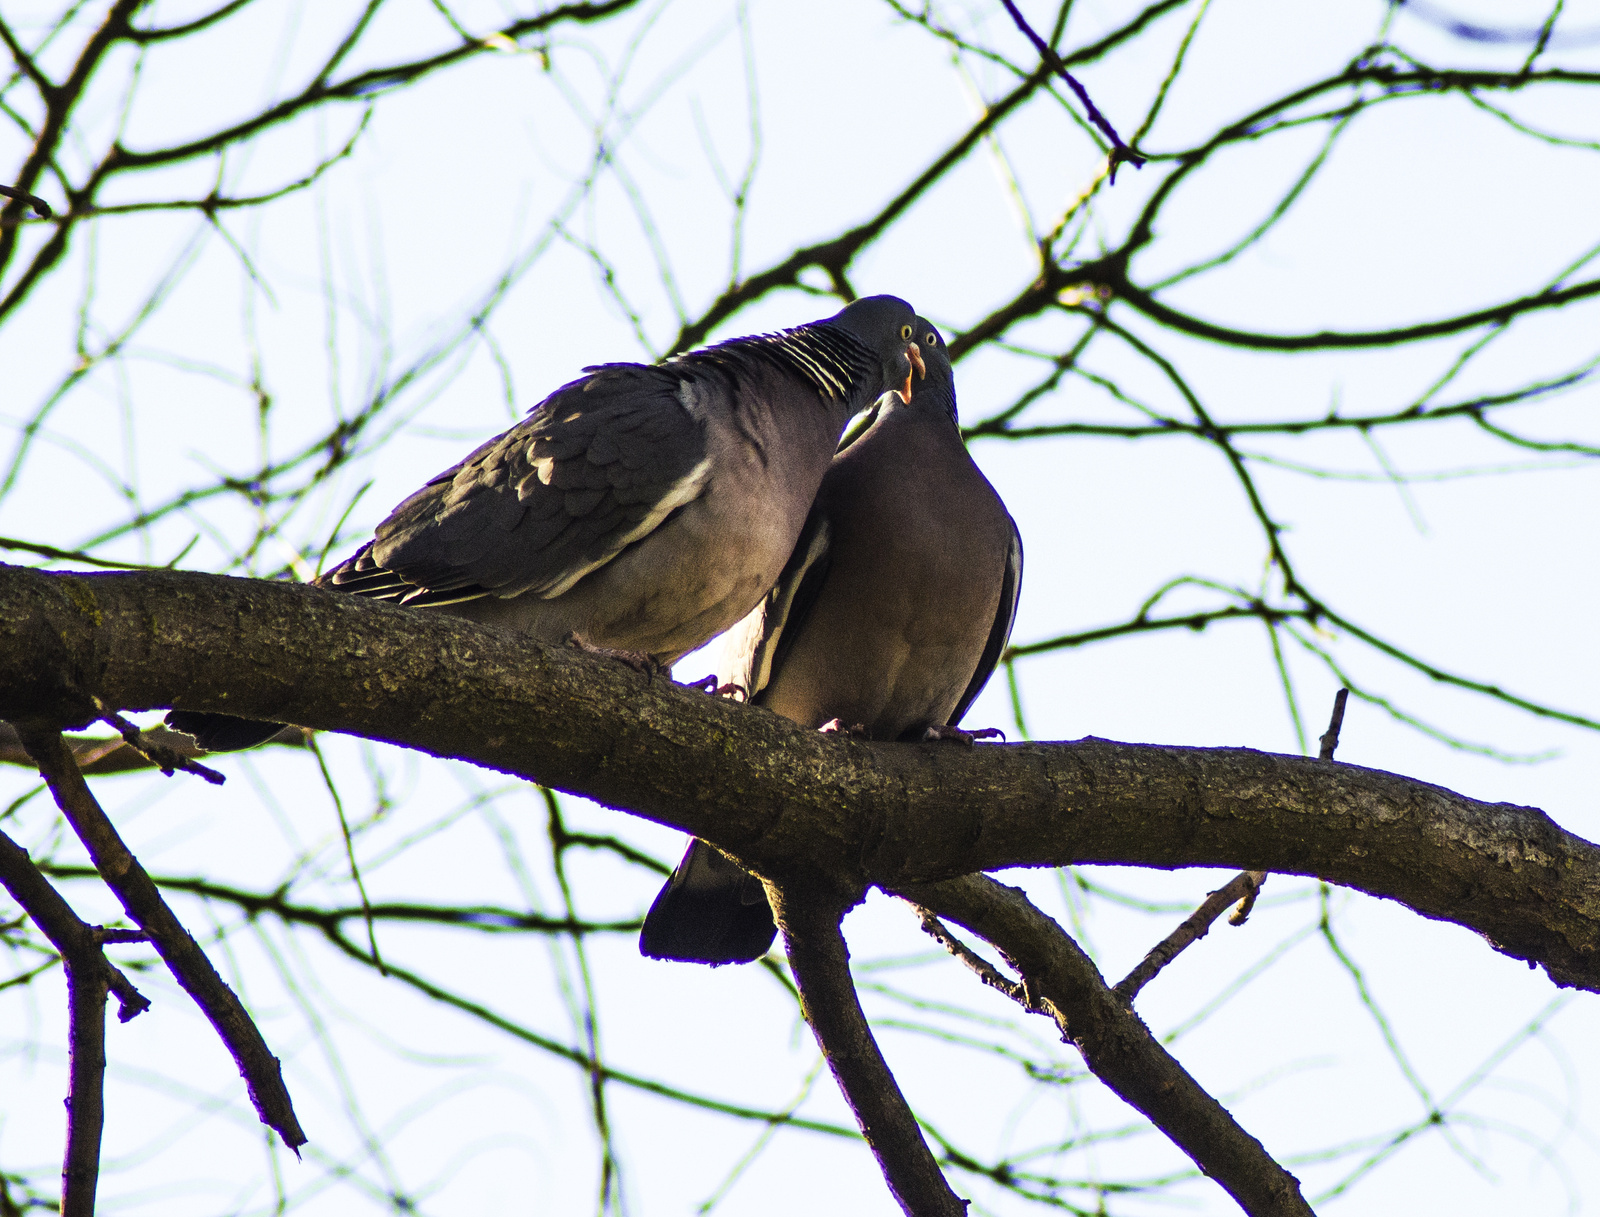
[3,564,1598,990]
[904,876,1314,1217]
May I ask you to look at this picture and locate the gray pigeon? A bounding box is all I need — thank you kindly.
[168,296,926,752]
[640,316,1023,965]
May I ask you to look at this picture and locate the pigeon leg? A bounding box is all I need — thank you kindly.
[819,718,870,738]
[922,723,1006,746]
[565,632,661,679]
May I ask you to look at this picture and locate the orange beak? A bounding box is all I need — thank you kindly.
[897,343,926,404]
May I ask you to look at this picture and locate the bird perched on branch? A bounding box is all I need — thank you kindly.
[640,316,1024,966]
[168,296,927,752]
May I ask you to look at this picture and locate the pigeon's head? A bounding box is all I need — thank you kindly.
[904,316,957,420]
[825,294,924,405]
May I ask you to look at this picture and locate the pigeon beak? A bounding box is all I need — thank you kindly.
[897,343,926,404]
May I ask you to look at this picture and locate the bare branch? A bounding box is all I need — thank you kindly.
[0,720,298,776]
[125,0,258,44]
[771,882,969,1217]
[105,0,644,175]
[997,0,1144,178]
[1392,0,1600,48]
[901,875,1315,1217]
[1112,871,1266,1002]
[4,565,1599,992]
[0,829,150,1022]
[59,950,108,1217]
[59,954,106,1217]
[1111,269,1600,351]
[1319,688,1351,761]
[0,0,143,273]
[0,184,52,222]
[13,727,307,1151]
[91,699,225,784]
[665,67,1051,354]
[0,826,151,1216]
[38,863,643,937]
[911,905,1038,1010]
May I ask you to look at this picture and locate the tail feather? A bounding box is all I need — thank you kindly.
[165,710,287,753]
[640,839,777,965]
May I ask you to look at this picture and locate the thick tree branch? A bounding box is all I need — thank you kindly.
[12,726,307,1151]
[902,875,1314,1217]
[770,882,968,1216]
[2,565,1599,992]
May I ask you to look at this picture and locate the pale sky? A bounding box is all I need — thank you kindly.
[3,0,1599,1213]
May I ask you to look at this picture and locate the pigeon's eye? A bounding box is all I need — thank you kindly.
[900,324,913,340]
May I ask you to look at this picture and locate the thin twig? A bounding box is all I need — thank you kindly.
[997,0,1145,180]
[1319,687,1351,760]
[0,721,302,775]
[770,883,969,1217]
[1111,871,1264,1002]
[913,905,1040,1011]
[0,184,52,219]
[902,875,1315,1217]
[92,699,225,784]
[17,728,307,1151]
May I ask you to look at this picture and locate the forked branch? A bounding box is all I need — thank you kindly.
[902,875,1315,1217]
[15,727,307,1151]
[0,826,151,1216]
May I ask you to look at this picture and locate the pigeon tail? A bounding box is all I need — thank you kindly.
[640,838,776,965]
[165,710,287,753]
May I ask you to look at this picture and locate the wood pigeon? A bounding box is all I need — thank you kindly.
[167,297,927,752]
[639,315,1024,965]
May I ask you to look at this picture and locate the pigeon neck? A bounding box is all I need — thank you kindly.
[682,324,875,412]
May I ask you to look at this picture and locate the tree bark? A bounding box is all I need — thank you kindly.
[3,564,1597,990]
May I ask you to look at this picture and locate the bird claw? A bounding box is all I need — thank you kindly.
[923,723,1006,746]
[819,718,869,738]
[684,675,748,700]
[565,632,661,679]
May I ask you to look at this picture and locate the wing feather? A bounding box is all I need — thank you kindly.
[325,364,712,605]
